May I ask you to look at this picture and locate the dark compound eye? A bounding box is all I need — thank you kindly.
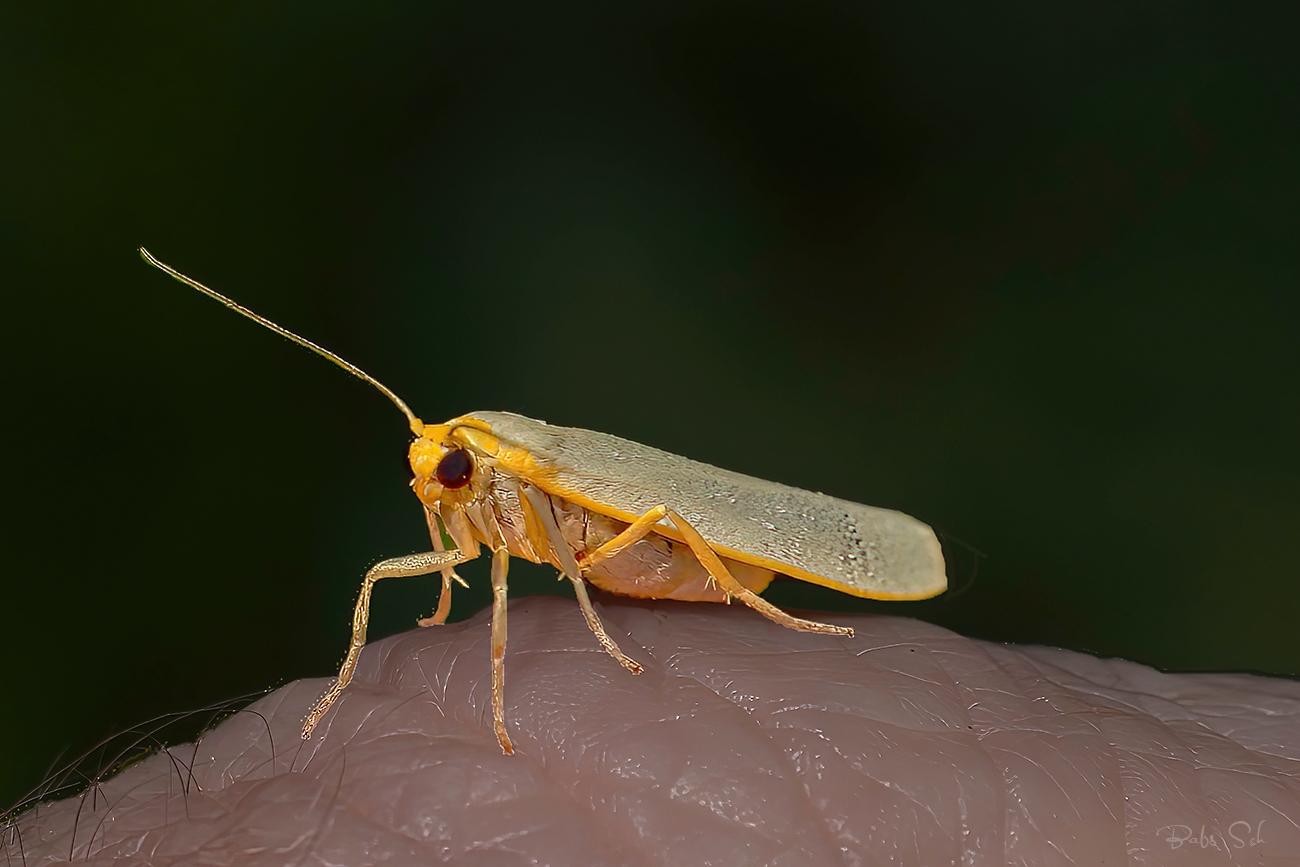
[435,449,474,488]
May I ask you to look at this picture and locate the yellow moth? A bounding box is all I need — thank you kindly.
[140,249,947,754]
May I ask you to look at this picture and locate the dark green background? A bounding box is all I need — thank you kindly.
[4,1,1297,810]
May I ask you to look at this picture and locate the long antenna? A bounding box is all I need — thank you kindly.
[139,247,424,435]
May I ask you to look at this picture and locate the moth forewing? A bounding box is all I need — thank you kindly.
[462,411,948,600]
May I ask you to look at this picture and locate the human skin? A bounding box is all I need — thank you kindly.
[7,596,1300,866]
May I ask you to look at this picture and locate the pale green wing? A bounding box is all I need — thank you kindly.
[468,411,946,600]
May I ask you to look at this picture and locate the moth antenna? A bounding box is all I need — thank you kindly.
[139,247,424,435]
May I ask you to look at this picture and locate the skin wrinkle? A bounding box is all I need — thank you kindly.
[407,645,449,708]
[1055,683,1191,719]
[9,599,1300,865]
[599,665,832,864]
[777,744,850,867]
[656,667,842,859]
[1013,751,1085,822]
[1064,750,1122,824]
[297,751,348,867]
[828,745,946,864]
[1257,797,1300,832]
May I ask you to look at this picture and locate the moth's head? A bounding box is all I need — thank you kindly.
[407,416,496,510]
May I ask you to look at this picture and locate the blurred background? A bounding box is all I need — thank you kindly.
[4,1,1297,810]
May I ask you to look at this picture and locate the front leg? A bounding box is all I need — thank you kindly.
[418,509,470,628]
[302,548,470,739]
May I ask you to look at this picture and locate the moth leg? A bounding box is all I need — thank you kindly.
[489,548,515,754]
[579,502,851,636]
[519,485,643,675]
[419,509,469,627]
[303,549,470,739]
[581,504,670,571]
[663,508,855,638]
[418,570,457,628]
[565,572,644,673]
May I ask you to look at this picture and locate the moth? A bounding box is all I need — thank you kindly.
[140,249,947,754]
